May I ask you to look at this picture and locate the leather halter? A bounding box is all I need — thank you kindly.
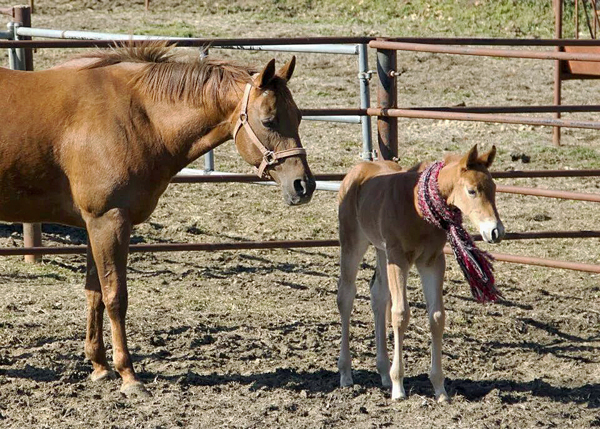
[232,82,307,179]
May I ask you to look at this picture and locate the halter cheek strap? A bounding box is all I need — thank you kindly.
[232,83,307,179]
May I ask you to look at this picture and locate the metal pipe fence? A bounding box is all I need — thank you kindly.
[1,13,599,273]
[369,39,600,62]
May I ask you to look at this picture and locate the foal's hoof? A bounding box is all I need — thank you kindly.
[436,392,451,404]
[391,386,407,401]
[90,369,116,382]
[120,381,151,398]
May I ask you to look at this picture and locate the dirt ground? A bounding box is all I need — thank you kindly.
[0,2,599,428]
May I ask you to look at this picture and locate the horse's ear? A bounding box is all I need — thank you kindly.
[276,56,296,82]
[255,59,276,88]
[461,144,479,169]
[478,145,496,168]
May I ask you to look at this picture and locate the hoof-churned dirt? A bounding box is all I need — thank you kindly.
[0,2,599,428]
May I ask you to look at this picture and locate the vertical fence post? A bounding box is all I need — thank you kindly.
[11,6,42,263]
[376,45,398,160]
[553,0,563,147]
[358,44,373,161]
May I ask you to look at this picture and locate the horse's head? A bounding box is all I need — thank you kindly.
[232,57,315,206]
[442,145,505,243]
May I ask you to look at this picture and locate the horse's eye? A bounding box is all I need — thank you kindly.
[467,189,477,197]
[262,118,277,128]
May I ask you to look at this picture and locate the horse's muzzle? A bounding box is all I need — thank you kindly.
[285,175,315,205]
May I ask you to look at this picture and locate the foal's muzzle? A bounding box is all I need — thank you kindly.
[479,220,505,244]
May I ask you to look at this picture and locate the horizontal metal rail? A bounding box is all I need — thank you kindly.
[0,238,597,273]
[365,107,600,130]
[171,174,600,201]
[171,172,346,183]
[303,105,600,115]
[491,169,600,178]
[6,35,600,49]
[171,169,600,184]
[369,40,600,62]
[472,230,600,241]
[497,185,600,202]
[14,27,360,55]
[303,115,361,124]
[443,247,600,274]
[0,30,11,39]
[302,108,600,130]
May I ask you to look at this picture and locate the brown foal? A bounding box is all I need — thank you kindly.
[0,44,314,396]
[337,145,504,402]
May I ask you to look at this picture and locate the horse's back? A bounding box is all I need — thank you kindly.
[338,160,403,204]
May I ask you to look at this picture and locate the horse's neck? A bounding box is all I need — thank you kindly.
[436,162,458,200]
[143,82,243,174]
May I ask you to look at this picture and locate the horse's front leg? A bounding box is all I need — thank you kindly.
[85,208,148,397]
[416,253,449,402]
[84,245,113,382]
[385,246,410,400]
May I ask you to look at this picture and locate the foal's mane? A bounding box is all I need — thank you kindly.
[80,43,255,109]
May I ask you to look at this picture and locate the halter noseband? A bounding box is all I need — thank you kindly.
[232,82,307,179]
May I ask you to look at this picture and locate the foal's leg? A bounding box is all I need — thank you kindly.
[337,232,369,387]
[385,246,410,400]
[371,249,391,388]
[416,253,449,402]
[84,245,113,382]
[85,208,148,397]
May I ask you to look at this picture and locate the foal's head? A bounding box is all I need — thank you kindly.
[232,57,315,206]
[441,145,505,243]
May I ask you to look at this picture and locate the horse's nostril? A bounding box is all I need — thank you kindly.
[491,228,499,241]
[294,179,307,196]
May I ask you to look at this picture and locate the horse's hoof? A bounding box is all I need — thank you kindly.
[436,392,451,403]
[90,369,116,382]
[120,381,151,398]
[339,374,354,388]
[391,386,407,401]
[380,375,392,389]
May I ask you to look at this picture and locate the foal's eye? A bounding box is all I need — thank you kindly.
[467,189,477,197]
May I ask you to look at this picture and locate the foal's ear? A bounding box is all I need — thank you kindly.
[276,56,296,82]
[461,144,479,169]
[256,59,276,88]
[478,145,496,168]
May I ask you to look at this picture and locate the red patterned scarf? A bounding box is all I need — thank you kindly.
[417,161,501,303]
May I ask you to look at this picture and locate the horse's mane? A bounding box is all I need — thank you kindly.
[80,42,256,109]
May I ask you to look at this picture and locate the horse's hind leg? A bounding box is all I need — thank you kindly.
[416,253,449,402]
[371,249,391,388]
[84,245,113,382]
[85,208,148,397]
[337,228,369,387]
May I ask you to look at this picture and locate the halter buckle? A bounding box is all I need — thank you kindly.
[264,151,277,165]
[239,112,248,123]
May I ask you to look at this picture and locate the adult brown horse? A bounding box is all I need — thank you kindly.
[0,44,315,396]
